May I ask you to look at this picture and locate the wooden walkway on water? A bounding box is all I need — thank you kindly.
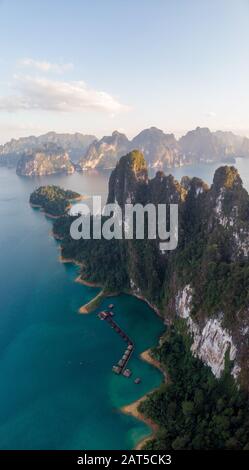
[97,310,134,377]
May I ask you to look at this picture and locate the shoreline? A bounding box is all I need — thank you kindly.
[79,289,120,314]
[58,247,166,448]
[121,392,160,450]
[75,275,102,288]
[30,203,67,219]
[121,348,166,450]
[69,194,88,202]
[50,223,166,448]
[140,348,167,381]
[79,289,105,314]
[58,254,83,268]
[43,210,64,219]
[30,193,87,219]
[51,230,63,240]
[130,291,163,320]
[58,250,119,313]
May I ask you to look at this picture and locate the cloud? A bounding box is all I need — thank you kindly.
[0,75,130,114]
[205,111,217,118]
[19,58,74,74]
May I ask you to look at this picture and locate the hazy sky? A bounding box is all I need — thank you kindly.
[0,0,249,143]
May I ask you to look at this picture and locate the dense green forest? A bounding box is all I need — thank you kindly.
[139,325,249,450]
[47,165,249,450]
[53,214,129,290]
[30,185,80,217]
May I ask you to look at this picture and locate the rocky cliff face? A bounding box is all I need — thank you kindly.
[2,126,249,171]
[78,126,249,170]
[0,132,96,167]
[107,150,148,205]
[131,127,182,169]
[107,155,249,387]
[175,285,240,380]
[16,144,75,176]
[54,151,249,386]
[78,127,182,170]
[179,127,223,163]
[77,131,130,170]
[179,127,249,163]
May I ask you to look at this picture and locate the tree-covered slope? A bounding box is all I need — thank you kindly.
[30,185,80,217]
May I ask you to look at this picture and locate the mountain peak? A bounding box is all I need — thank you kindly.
[107,151,148,206]
[111,130,127,138]
[118,149,147,172]
[212,166,242,191]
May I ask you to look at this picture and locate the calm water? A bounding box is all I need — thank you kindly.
[0,168,164,450]
[167,158,249,191]
[0,159,248,450]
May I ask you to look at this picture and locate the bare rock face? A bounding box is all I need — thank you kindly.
[175,286,241,380]
[179,127,222,163]
[16,144,75,176]
[0,132,96,167]
[77,131,130,170]
[208,166,249,260]
[107,151,187,208]
[130,127,182,169]
[78,126,249,170]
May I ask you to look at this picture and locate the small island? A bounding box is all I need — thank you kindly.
[30,185,82,218]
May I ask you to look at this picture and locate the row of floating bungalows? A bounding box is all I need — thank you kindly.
[97,310,134,378]
[112,343,134,377]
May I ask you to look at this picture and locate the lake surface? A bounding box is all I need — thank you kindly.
[0,167,164,450]
[0,158,248,449]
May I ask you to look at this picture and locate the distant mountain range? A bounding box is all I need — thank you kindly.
[1,127,249,176]
[0,132,96,168]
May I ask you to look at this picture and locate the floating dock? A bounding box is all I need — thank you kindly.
[97,310,134,377]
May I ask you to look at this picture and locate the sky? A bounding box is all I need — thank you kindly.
[0,0,249,143]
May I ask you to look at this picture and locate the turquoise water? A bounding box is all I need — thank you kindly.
[0,168,164,450]
[0,159,248,450]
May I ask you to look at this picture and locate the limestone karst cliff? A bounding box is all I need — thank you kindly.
[2,126,249,172]
[53,151,249,387]
[16,144,75,176]
[77,131,130,170]
[77,127,249,170]
[0,132,96,168]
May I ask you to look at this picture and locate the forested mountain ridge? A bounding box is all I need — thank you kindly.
[53,151,249,390]
[34,150,249,450]
[0,131,96,168]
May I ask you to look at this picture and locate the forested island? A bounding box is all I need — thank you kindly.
[32,150,249,449]
[30,185,81,217]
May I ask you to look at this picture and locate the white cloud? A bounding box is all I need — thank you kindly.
[19,58,74,74]
[0,75,130,114]
[205,111,217,118]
